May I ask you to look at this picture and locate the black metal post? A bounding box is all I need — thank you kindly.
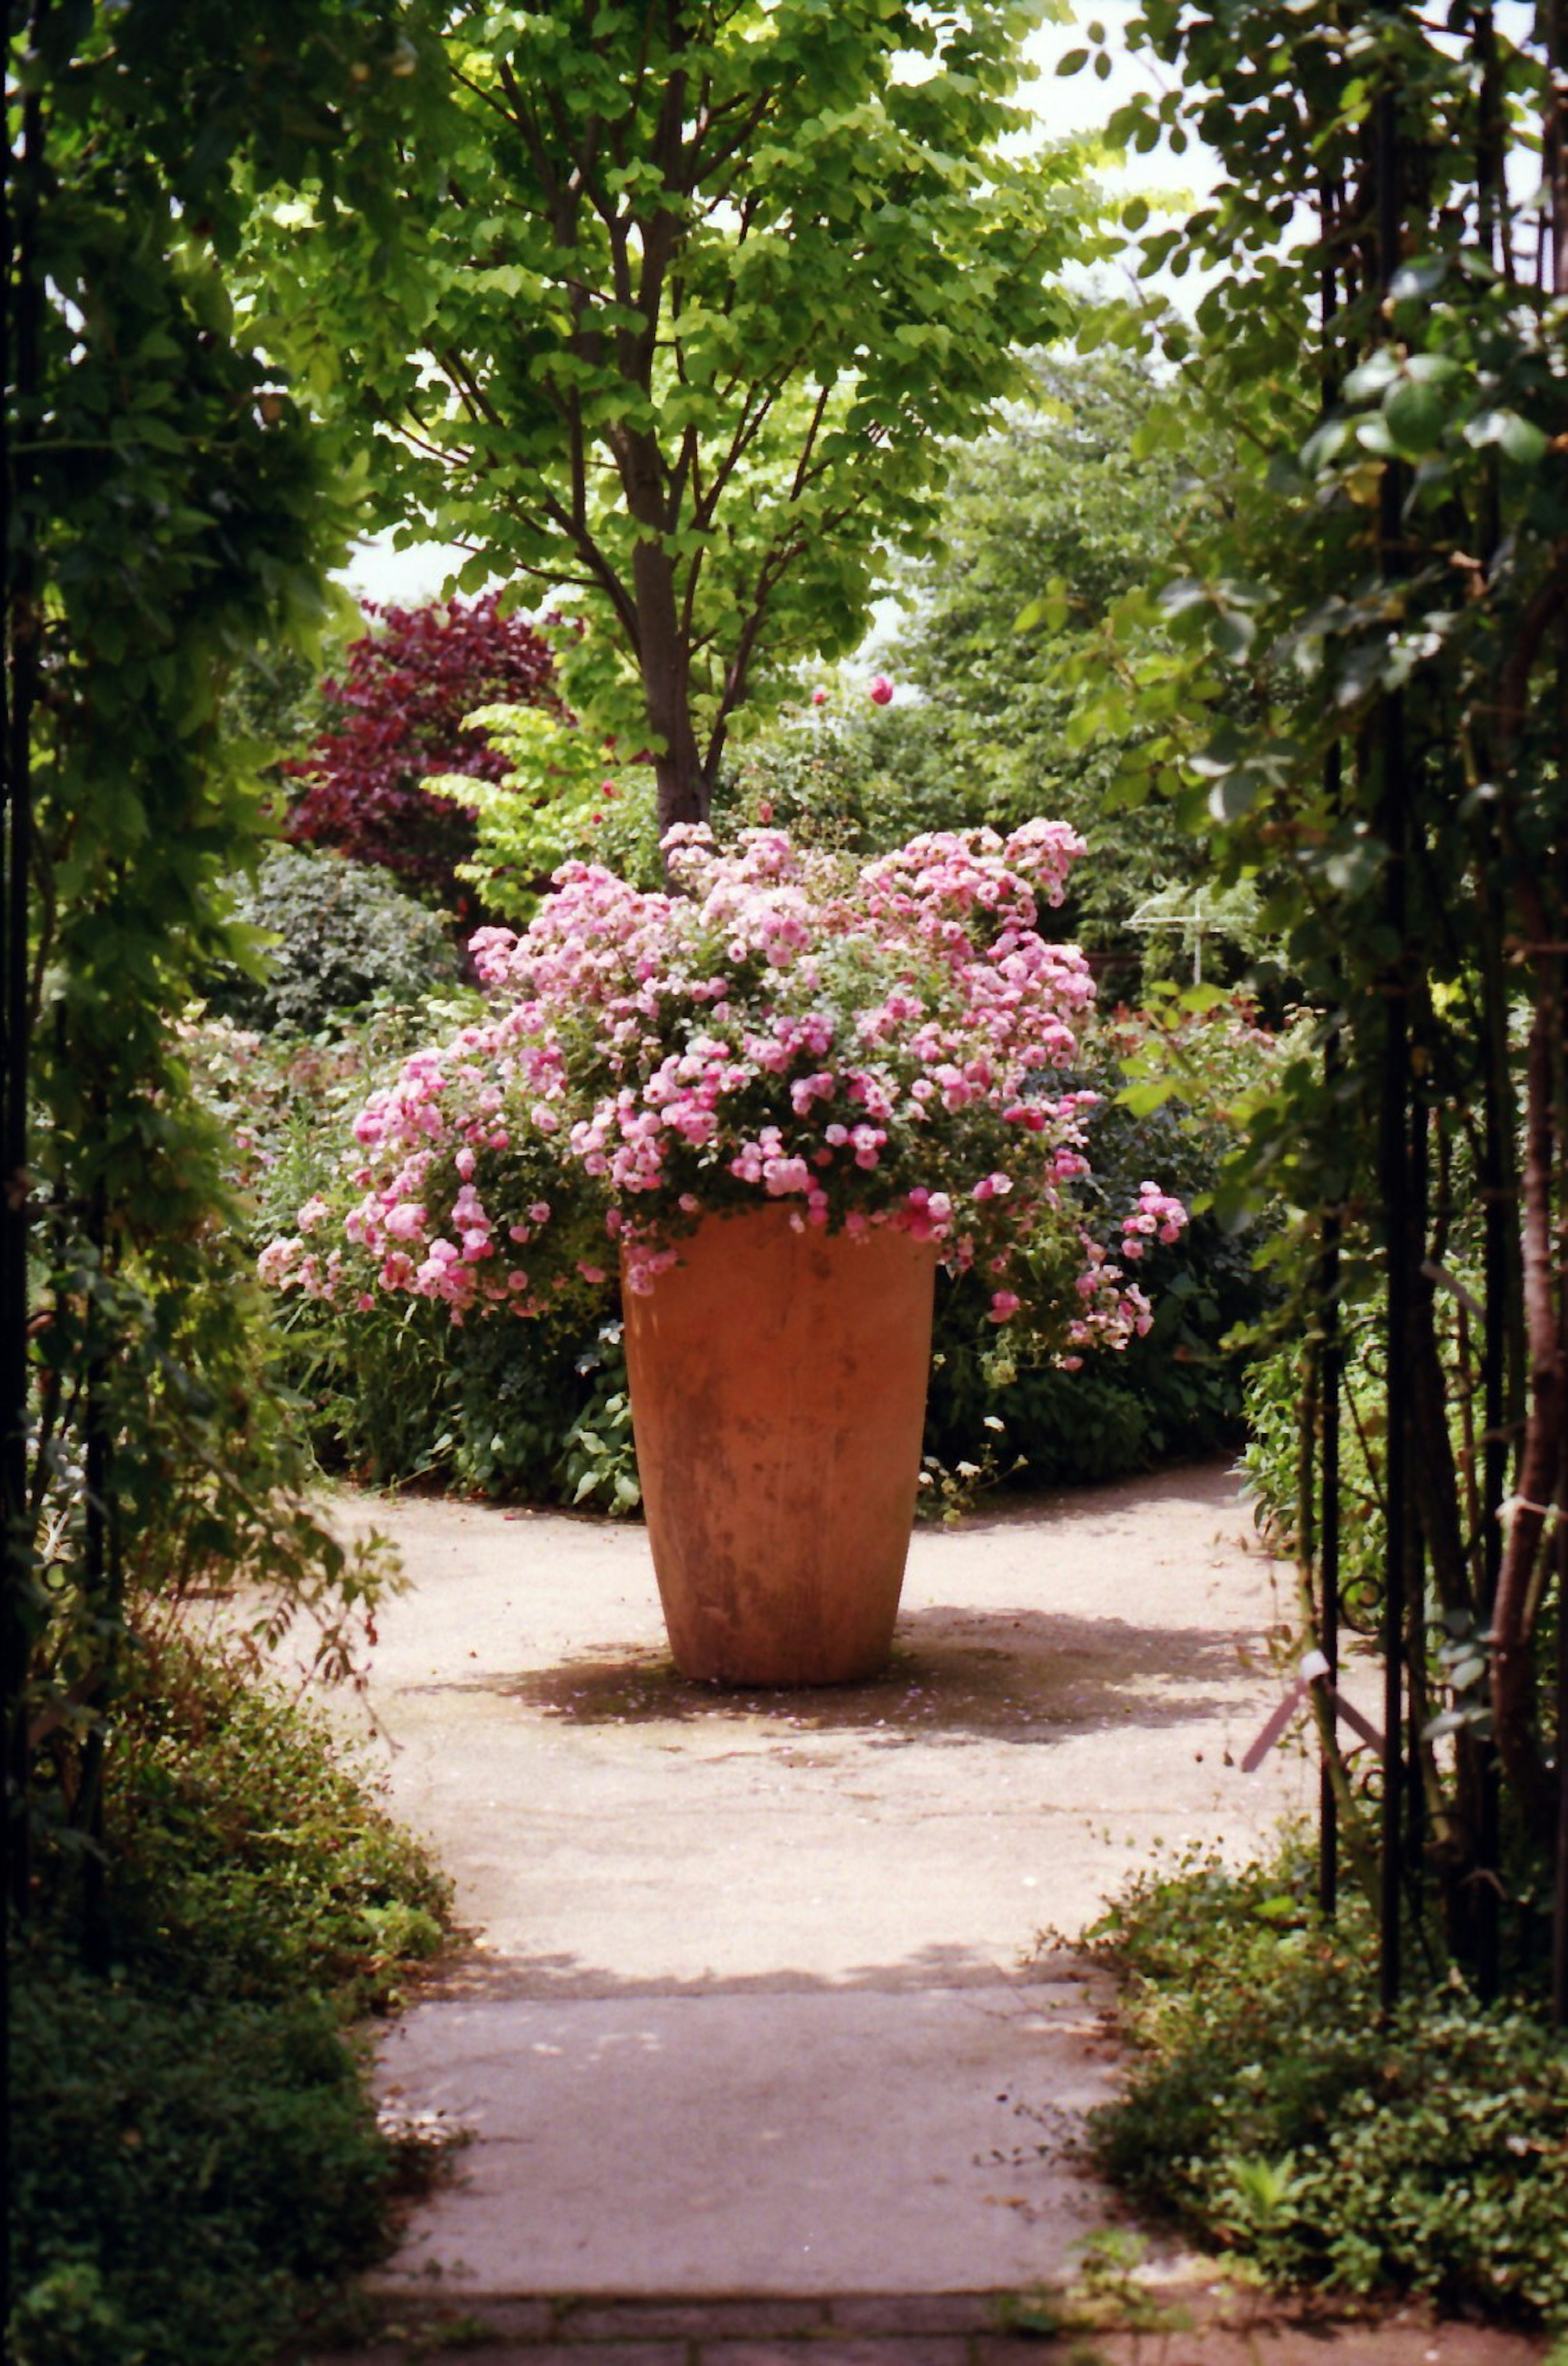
[4,0,45,1931]
[1554,1502,1567,2026]
[1545,0,1568,2043]
[1478,970,1508,2000]
[1374,67,1410,2015]
[1316,186,1344,1923]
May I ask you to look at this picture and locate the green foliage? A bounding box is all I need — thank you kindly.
[9,1640,452,2366]
[23,1212,403,1850]
[717,712,913,854]
[1047,1,1568,1919]
[1081,1841,1568,2328]
[218,985,1277,1514]
[925,1000,1281,1488]
[106,1639,450,2014]
[556,1352,642,1517]
[7,0,416,1925]
[429,706,655,924]
[1241,1294,1389,1636]
[867,356,1247,983]
[249,0,1091,825]
[217,626,347,790]
[287,1291,643,1517]
[205,844,460,1034]
[8,1967,390,2366]
[180,1002,639,1511]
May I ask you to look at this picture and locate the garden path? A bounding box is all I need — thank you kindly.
[306,1462,1547,2366]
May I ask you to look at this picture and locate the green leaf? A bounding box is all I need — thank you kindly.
[1118,1076,1182,1117]
[1383,377,1451,455]
[1208,609,1255,661]
[1342,350,1400,402]
[1208,770,1260,821]
[1464,409,1550,466]
[1389,257,1447,301]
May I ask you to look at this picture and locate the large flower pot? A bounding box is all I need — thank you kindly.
[622,1204,938,1686]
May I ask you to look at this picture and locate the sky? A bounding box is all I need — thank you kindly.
[342,1,1193,606]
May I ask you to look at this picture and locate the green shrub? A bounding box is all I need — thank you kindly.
[267,1178,635,1510]
[205,844,459,1034]
[183,1000,641,1511]
[8,1965,391,2366]
[1239,1289,1389,1632]
[1079,1840,1568,2328]
[8,1643,453,2366]
[108,1639,450,2014]
[924,1014,1276,1494]
[209,959,1277,1517]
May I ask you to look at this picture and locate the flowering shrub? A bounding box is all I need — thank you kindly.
[262,824,1186,1359]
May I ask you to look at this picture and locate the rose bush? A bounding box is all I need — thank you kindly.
[262,824,1185,1363]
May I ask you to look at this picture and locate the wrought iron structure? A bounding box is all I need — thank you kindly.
[1301,4,1568,2025]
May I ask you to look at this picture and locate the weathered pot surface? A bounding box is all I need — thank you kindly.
[622,1204,938,1686]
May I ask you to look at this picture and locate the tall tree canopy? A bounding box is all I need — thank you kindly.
[864,356,1243,971]
[251,0,1085,835]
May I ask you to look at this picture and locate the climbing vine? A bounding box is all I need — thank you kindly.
[2,0,416,1932]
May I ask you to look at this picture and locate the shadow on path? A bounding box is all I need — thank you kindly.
[411,1936,1104,2004]
[392,1604,1276,1747]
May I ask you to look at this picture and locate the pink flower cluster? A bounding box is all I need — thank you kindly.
[262,824,1187,1352]
[1119,1181,1187,1261]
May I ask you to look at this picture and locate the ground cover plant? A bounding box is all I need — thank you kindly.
[8,1637,452,2366]
[1079,1840,1568,2335]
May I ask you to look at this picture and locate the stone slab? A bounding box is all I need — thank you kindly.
[373,1981,1114,2297]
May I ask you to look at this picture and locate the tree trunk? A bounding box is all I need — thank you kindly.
[1490,975,1561,1844]
[623,445,708,844]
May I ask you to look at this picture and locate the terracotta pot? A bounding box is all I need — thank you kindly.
[622,1204,938,1686]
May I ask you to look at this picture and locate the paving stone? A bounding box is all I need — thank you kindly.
[383,2298,561,2340]
[323,1475,1546,2363]
[702,2342,969,2366]
[563,2300,829,2341]
[968,2315,1553,2366]
[828,2294,998,2335]
[429,2346,687,2366]
[289,2348,411,2365]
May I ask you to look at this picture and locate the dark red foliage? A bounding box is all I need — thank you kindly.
[285,593,560,907]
